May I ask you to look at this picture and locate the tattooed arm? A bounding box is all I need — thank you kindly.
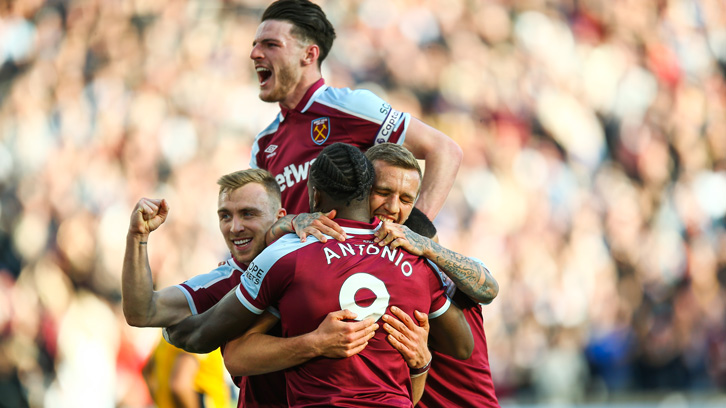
[374,222,499,304]
[265,210,346,245]
[265,214,296,245]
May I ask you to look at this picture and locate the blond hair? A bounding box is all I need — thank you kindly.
[217,169,282,210]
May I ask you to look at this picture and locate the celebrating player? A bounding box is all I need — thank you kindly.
[252,143,501,407]
[248,0,462,220]
[121,169,378,407]
[164,143,474,407]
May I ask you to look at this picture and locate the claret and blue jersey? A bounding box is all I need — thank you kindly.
[235,218,451,407]
[250,79,410,215]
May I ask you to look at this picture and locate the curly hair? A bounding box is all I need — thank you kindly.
[309,143,374,206]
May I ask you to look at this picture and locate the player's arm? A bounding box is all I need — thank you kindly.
[223,310,378,376]
[382,307,432,405]
[427,301,473,360]
[122,198,193,327]
[375,222,499,304]
[264,210,346,244]
[402,118,463,221]
[164,288,259,354]
[411,364,429,405]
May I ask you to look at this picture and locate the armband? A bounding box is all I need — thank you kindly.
[410,356,432,378]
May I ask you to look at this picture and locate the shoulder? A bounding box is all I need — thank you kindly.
[315,86,394,121]
[182,260,241,289]
[250,114,283,168]
[251,234,321,270]
[250,114,282,149]
[321,86,380,102]
[255,114,282,138]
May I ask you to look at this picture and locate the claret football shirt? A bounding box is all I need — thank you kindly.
[235,218,451,407]
[176,258,288,408]
[417,292,499,408]
[250,79,410,214]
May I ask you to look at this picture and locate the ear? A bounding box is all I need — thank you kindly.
[312,187,322,210]
[276,208,287,220]
[301,43,320,67]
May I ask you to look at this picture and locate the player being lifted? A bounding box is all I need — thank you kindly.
[248,0,462,220]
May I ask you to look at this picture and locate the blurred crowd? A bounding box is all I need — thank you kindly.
[1,0,725,406]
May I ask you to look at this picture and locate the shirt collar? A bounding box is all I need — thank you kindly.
[335,217,382,236]
[230,256,248,271]
[279,78,326,117]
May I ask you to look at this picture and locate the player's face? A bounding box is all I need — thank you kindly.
[250,20,306,104]
[218,183,280,265]
[369,160,420,224]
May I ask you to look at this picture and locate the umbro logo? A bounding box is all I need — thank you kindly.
[265,145,278,158]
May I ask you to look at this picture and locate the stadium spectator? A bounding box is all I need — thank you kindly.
[1,0,725,405]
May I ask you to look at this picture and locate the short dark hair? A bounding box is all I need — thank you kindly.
[309,143,374,206]
[262,0,336,67]
[403,207,437,239]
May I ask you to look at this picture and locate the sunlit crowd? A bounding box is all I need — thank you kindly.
[1,0,725,406]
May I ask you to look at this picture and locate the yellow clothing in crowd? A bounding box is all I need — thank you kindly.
[144,335,230,408]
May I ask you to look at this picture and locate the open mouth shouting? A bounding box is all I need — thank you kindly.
[256,66,272,87]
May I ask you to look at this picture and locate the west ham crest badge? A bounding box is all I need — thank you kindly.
[311,117,330,145]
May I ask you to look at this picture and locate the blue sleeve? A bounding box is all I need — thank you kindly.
[319,87,410,144]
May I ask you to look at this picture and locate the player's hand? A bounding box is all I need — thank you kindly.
[293,210,346,243]
[129,198,169,236]
[374,221,427,256]
[382,306,431,370]
[311,309,378,358]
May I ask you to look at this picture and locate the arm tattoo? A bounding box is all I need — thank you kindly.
[266,214,295,244]
[404,228,499,304]
[266,213,323,244]
[402,228,431,255]
[293,212,322,231]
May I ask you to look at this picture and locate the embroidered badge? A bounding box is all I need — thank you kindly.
[264,144,278,158]
[311,117,330,145]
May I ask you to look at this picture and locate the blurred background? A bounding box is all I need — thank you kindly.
[1,0,725,407]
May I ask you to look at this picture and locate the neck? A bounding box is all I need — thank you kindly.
[280,71,322,110]
[232,256,249,270]
[317,204,371,224]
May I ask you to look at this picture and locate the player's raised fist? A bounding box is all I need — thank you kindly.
[129,198,170,236]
